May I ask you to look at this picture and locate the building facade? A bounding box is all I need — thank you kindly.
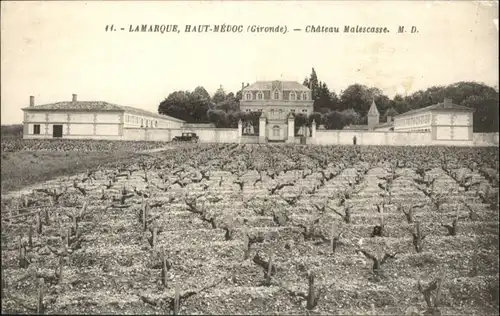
[393,98,474,141]
[22,94,184,140]
[240,80,314,142]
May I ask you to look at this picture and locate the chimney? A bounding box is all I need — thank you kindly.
[444,98,452,108]
[72,94,77,102]
[387,116,392,123]
[241,82,244,91]
[29,95,35,107]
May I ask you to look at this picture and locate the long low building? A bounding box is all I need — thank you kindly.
[393,98,474,141]
[22,94,185,140]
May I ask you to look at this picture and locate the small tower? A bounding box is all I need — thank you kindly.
[367,99,380,130]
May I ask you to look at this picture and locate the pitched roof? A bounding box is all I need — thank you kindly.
[22,101,185,122]
[119,105,185,122]
[374,121,394,128]
[395,100,474,118]
[22,101,123,112]
[244,80,310,92]
[367,100,380,117]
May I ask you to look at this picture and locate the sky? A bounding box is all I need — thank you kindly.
[1,1,498,124]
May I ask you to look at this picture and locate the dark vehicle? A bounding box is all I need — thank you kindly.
[172,132,199,143]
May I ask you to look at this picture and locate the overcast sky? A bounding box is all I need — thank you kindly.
[1,1,498,124]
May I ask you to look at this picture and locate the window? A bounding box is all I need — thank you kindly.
[290,92,296,101]
[257,91,263,100]
[34,124,40,135]
[274,90,279,100]
[273,125,280,137]
[244,124,252,134]
[302,109,307,113]
[141,119,144,127]
[155,121,158,128]
[246,109,251,112]
[291,109,295,113]
[302,92,308,100]
[245,92,252,100]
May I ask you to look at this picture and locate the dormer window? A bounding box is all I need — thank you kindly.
[273,90,280,100]
[302,92,308,100]
[290,92,297,101]
[245,92,252,100]
[257,91,263,100]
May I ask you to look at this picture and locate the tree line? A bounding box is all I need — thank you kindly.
[158,68,499,132]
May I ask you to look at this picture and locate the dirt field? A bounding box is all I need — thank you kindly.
[1,142,498,315]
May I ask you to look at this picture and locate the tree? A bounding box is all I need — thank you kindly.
[207,109,228,128]
[382,108,399,123]
[462,95,499,132]
[339,84,373,114]
[322,111,344,130]
[308,112,323,126]
[304,68,319,99]
[340,108,361,126]
[158,88,211,123]
[242,111,261,134]
[393,94,410,114]
[192,86,211,104]
[294,113,308,135]
[158,91,193,122]
[314,82,333,112]
[215,96,239,113]
[212,86,226,105]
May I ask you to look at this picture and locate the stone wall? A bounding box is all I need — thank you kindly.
[123,127,239,143]
[308,130,498,146]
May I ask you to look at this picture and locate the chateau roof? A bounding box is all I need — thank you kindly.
[395,100,473,118]
[22,101,123,112]
[367,100,380,117]
[22,100,185,122]
[243,80,310,92]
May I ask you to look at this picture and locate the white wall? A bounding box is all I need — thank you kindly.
[394,111,432,131]
[69,123,94,136]
[25,112,46,122]
[95,124,120,136]
[96,113,121,124]
[311,130,433,146]
[69,113,94,123]
[122,127,239,143]
[123,112,183,129]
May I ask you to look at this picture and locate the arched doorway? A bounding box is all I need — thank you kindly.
[272,125,280,137]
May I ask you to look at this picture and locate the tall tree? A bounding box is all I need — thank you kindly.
[212,86,227,105]
[314,81,333,112]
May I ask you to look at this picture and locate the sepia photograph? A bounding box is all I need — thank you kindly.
[1,1,499,315]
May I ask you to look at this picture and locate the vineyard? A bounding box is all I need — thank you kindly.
[1,143,499,315]
[1,139,168,153]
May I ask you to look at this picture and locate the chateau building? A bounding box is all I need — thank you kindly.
[344,97,474,142]
[393,98,474,141]
[22,94,184,140]
[240,80,314,142]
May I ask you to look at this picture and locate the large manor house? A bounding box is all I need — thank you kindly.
[22,80,495,146]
